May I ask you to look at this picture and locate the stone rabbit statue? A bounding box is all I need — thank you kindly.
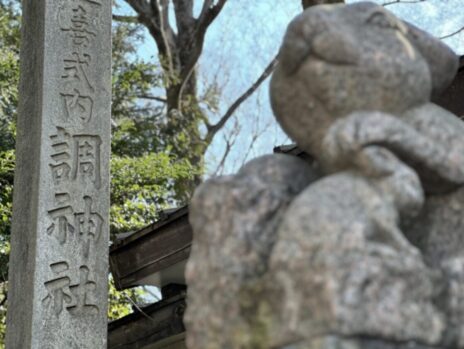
[185,2,464,348]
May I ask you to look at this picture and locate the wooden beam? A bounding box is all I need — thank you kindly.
[108,293,186,349]
[110,207,191,290]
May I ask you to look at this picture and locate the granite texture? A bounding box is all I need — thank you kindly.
[186,2,464,349]
[267,172,443,346]
[270,2,459,176]
[185,155,318,349]
[5,1,112,348]
[280,336,438,349]
[405,187,464,347]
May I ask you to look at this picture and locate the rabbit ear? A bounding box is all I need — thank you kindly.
[405,22,459,98]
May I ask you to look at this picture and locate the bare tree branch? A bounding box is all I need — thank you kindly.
[123,293,156,322]
[382,0,425,6]
[127,107,156,113]
[173,0,195,34]
[176,0,229,104]
[197,0,228,33]
[113,14,139,23]
[177,63,196,109]
[125,0,151,15]
[153,0,175,76]
[239,120,271,169]
[205,55,279,143]
[380,1,462,40]
[125,0,176,65]
[213,128,239,176]
[171,0,197,108]
[440,25,464,40]
[199,0,214,23]
[137,94,168,103]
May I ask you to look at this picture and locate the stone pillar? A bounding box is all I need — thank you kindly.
[5,0,111,348]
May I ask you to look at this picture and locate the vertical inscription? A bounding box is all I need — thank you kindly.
[59,5,97,48]
[47,194,103,257]
[74,196,103,258]
[62,52,94,91]
[61,88,94,123]
[47,193,74,244]
[58,0,100,125]
[5,0,110,347]
[42,262,98,317]
[50,128,72,184]
[73,135,102,188]
[49,128,102,188]
[44,0,105,324]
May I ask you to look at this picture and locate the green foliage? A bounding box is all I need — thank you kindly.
[110,152,197,235]
[0,2,19,152]
[0,150,13,283]
[107,277,146,321]
[109,14,203,211]
[0,0,18,286]
[111,21,165,157]
[0,3,17,344]
[108,16,199,234]
[0,283,6,349]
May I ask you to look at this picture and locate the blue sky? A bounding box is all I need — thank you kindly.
[114,0,464,175]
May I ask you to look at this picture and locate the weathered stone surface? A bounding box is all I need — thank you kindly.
[405,187,464,347]
[185,154,318,349]
[267,171,443,346]
[270,2,458,170]
[6,1,111,348]
[268,4,464,344]
[186,2,464,349]
[322,108,464,194]
[279,336,437,349]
